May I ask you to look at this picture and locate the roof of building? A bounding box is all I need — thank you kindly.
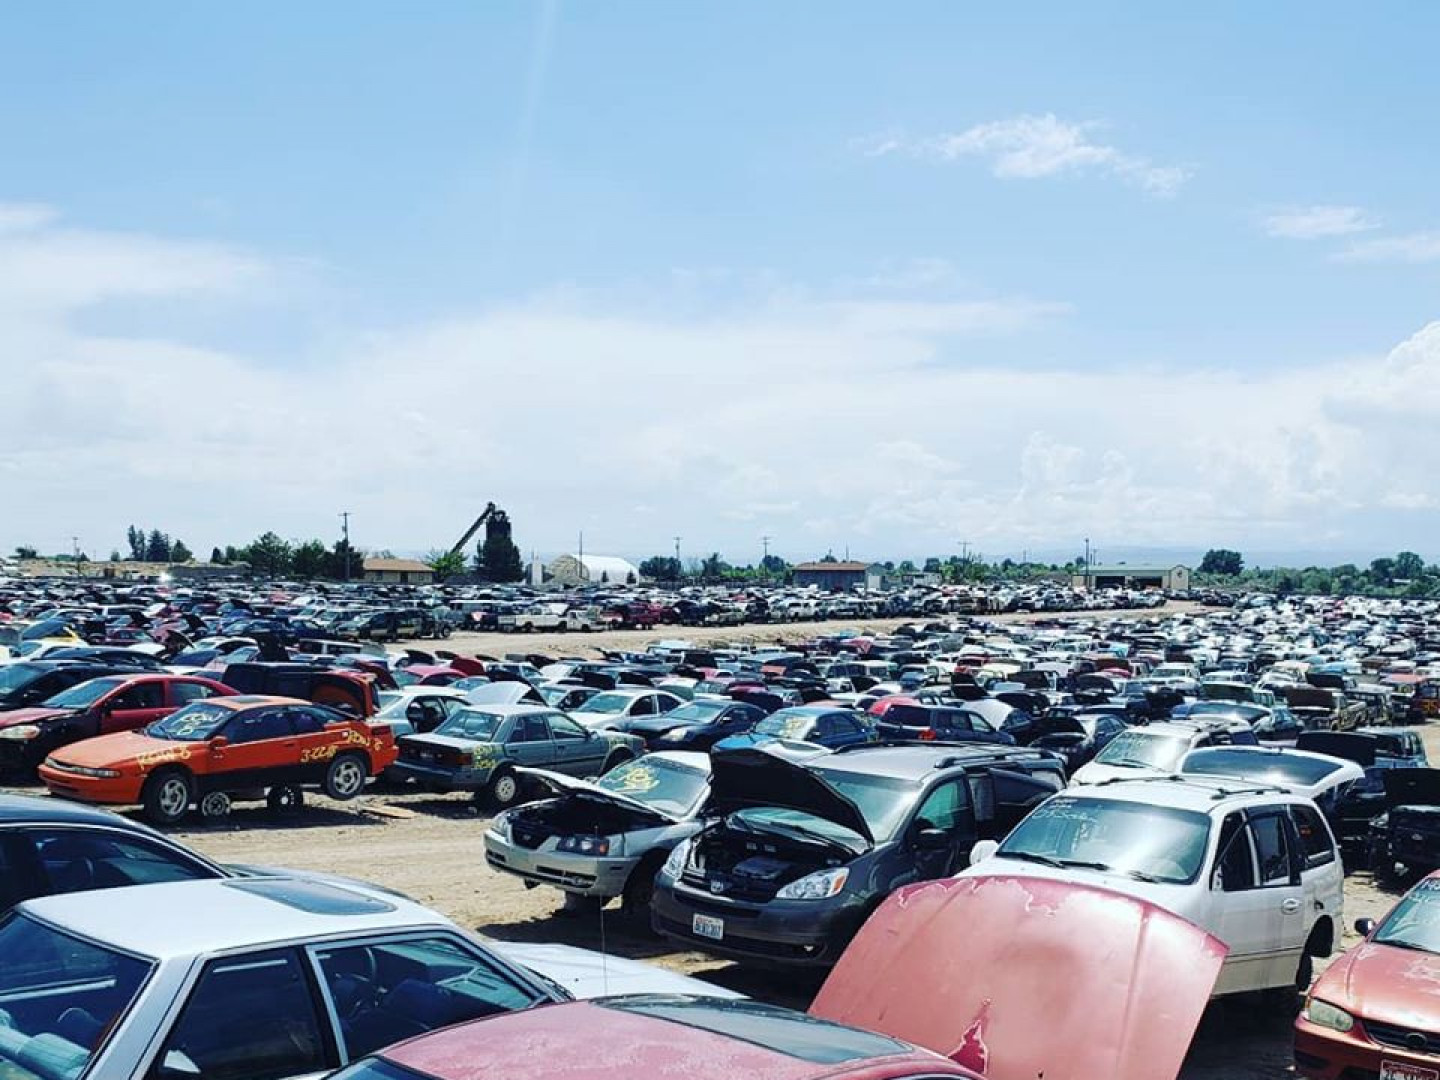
[362,558,434,573]
[547,554,640,581]
[1084,564,1188,575]
[794,561,871,572]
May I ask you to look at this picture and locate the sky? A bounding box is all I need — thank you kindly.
[4,2,1440,568]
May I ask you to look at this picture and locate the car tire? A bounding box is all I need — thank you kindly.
[323,753,368,801]
[482,769,522,811]
[198,790,232,822]
[142,768,194,826]
[267,785,305,815]
[621,853,666,931]
[1369,840,1399,886]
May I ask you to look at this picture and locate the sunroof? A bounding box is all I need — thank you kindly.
[223,878,395,915]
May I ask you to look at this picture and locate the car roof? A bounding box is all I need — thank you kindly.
[382,999,949,1080]
[199,694,304,710]
[17,878,450,960]
[1065,776,1306,811]
[814,744,1044,781]
[457,703,554,716]
[0,792,159,830]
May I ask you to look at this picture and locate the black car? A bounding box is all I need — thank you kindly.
[0,662,140,711]
[0,793,227,913]
[1296,730,1429,839]
[650,743,1066,968]
[612,699,765,751]
[873,703,1016,746]
[1028,710,1130,771]
[1368,768,1440,883]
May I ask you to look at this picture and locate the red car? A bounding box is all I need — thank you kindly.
[1295,871,1440,1080]
[0,673,234,772]
[326,877,1223,1080]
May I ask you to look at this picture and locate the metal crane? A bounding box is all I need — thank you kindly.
[449,502,499,559]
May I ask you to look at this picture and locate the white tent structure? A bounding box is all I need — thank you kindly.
[546,554,641,585]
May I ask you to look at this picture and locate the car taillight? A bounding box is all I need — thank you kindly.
[445,750,468,767]
[919,729,937,741]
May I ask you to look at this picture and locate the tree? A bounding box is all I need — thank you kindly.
[699,552,729,581]
[145,529,171,562]
[1394,551,1425,581]
[13,545,37,559]
[625,570,637,584]
[247,532,293,577]
[476,530,523,583]
[126,526,146,561]
[425,549,468,580]
[923,557,942,574]
[1199,549,1244,576]
[639,556,681,581]
[600,570,610,583]
[109,549,121,562]
[1369,557,1396,586]
[292,539,329,578]
[210,547,226,565]
[324,539,358,580]
[169,539,193,563]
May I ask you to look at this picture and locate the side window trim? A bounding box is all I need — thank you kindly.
[1244,808,1301,887]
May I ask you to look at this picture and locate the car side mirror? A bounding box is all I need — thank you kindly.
[1354,918,1376,937]
[969,839,1000,864]
[208,735,229,751]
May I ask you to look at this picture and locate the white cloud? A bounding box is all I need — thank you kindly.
[865,114,1189,197]
[1336,231,1440,264]
[1261,205,1377,239]
[7,205,1440,562]
[0,202,58,233]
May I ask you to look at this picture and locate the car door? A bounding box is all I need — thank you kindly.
[1248,806,1307,986]
[505,715,556,771]
[1208,808,1303,993]
[628,695,657,719]
[905,779,971,881]
[829,712,872,748]
[209,707,303,789]
[1288,800,1343,950]
[547,713,605,775]
[146,947,333,1080]
[101,681,169,735]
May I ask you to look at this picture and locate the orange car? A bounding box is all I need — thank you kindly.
[38,695,397,825]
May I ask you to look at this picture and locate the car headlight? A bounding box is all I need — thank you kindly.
[1304,997,1355,1033]
[776,867,850,900]
[660,727,689,742]
[0,725,40,741]
[557,835,616,856]
[662,838,692,878]
[490,812,512,842]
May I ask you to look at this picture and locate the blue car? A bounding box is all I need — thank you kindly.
[713,705,876,753]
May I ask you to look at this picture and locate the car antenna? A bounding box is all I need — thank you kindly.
[597,897,610,997]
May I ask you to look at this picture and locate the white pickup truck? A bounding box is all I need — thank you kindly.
[963,776,1344,999]
[497,607,601,633]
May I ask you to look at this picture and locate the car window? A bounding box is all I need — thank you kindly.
[313,937,543,1060]
[509,717,549,744]
[150,948,329,1080]
[1289,803,1335,868]
[290,707,330,735]
[171,681,220,705]
[28,829,217,894]
[1249,811,1296,886]
[112,682,165,710]
[912,780,965,833]
[630,696,656,716]
[228,708,294,744]
[547,714,588,740]
[0,834,43,910]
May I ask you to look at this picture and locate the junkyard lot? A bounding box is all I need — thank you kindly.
[5,604,1416,1079]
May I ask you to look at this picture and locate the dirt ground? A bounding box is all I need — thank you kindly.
[6,602,1425,1078]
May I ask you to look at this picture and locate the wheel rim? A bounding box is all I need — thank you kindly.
[201,792,229,817]
[494,775,517,803]
[333,759,364,796]
[158,778,189,817]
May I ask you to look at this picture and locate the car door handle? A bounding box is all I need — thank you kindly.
[1281,899,1302,914]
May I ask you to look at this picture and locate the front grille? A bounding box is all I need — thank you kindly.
[1364,1019,1440,1055]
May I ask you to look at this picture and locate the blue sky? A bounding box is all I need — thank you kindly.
[5,3,1440,565]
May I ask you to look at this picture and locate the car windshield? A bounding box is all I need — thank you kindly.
[753,710,816,739]
[1182,749,1343,787]
[598,757,709,816]
[575,692,634,714]
[1373,879,1440,953]
[660,700,730,724]
[42,676,126,709]
[146,701,234,741]
[0,664,44,693]
[810,768,920,840]
[435,709,503,740]
[375,692,406,716]
[170,649,218,666]
[0,913,153,1080]
[1094,730,1193,772]
[999,796,1211,884]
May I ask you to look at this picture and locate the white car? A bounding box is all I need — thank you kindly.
[570,688,685,731]
[0,877,734,1080]
[965,777,1344,997]
[1177,745,1364,807]
[1069,718,1259,785]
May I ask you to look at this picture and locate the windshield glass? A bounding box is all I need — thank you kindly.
[575,692,633,714]
[42,677,128,710]
[660,700,729,724]
[1000,796,1210,884]
[0,664,44,694]
[754,710,816,739]
[598,757,708,816]
[811,769,919,840]
[1095,730,1192,772]
[1374,878,1440,953]
[435,709,502,740]
[146,701,233,741]
[375,692,405,716]
[1182,749,1342,787]
[0,913,153,1080]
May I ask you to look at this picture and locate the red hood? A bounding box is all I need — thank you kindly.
[1314,939,1440,1031]
[0,706,69,728]
[810,875,1226,1080]
[49,730,177,768]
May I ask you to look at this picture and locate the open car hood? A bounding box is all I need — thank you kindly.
[708,745,871,843]
[1295,731,1377,768]
[1384,767,1440,810]
[515,767,687,822]
[810,875,1225,1080]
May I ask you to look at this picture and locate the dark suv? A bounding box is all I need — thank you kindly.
[0,662,139,712]
[650,743,1066,967]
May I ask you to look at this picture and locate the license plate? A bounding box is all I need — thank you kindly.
[692,914,724,941]
[1382,1062,1439,1080]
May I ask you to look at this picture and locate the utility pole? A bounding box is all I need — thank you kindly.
[340,511,352,582]
[673,536,681,579]
[71,536,80,561]
[1084,537,1091,591]
[761,535,771,576]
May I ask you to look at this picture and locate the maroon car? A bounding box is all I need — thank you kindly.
[0,673,234,772]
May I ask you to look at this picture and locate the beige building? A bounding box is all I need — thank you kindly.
[361,557,435,585]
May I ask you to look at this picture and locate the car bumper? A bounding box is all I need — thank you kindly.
[37,765,141,805]
[650,875,867,968]
[485,833,637,897]
[1296,1015,1440,1080]
[387,761,487,790]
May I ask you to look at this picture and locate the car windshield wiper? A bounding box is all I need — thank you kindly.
[999,850,1067,869]
[1376,937,1437,953]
